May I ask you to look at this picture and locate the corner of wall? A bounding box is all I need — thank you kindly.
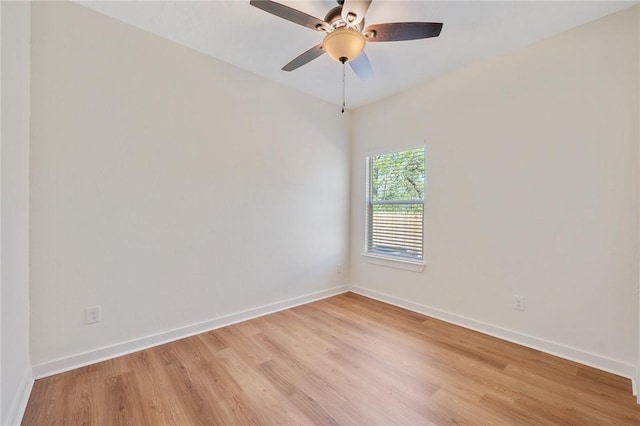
[4,369,33,426]
[1,0,32,423]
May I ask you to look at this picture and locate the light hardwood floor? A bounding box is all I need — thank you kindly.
[23,292,640,425]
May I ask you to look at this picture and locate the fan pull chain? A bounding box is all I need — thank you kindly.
[341,60,346,114]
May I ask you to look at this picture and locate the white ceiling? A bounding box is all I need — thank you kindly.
[78,0,637,109]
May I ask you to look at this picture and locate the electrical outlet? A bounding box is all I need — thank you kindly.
[85,306,101,324]
[337,264,343,274]
[513,296,526,311]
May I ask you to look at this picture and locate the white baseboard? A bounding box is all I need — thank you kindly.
[348,285,637,391]
[32,285,348,379]
[26,284,640,405]
[5,367,34,426]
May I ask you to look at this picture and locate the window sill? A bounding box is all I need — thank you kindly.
[363,253,425,272]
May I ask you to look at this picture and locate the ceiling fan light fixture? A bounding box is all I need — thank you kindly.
[323,27,366,63]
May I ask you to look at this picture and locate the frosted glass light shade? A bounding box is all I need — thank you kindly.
[323,28,366,63]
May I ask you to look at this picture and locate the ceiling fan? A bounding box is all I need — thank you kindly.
[249,0,443,81]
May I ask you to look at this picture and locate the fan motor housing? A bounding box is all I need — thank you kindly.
[324,6,364,31]
[324,6,342,25]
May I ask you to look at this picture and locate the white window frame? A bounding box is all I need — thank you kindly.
[364,147,425,271]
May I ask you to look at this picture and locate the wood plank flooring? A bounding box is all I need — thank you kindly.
[23,292,640,425]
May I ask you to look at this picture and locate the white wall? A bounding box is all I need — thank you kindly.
[30,2,350,369]
[1,1,32,424]
[351,6,639,378]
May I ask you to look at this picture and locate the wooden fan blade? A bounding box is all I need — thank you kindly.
[341,0,372,26]
[349,51,373,81]
[282,44,325,71]
[364,22,443,42]
[250,0,329,31]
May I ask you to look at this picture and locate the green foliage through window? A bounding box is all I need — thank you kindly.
[370,148,425,202]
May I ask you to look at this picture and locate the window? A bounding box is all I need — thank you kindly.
[366,147,425,263]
